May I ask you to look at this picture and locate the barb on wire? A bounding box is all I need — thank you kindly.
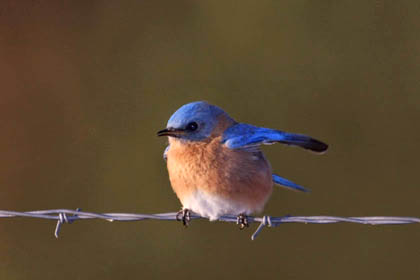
[0,209,419,240]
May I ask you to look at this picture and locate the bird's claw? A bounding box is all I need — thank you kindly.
[176,208,191,227]
[236,213,249,230]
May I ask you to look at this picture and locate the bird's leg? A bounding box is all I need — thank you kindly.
[176,208,191,227]
[236,213,249,230]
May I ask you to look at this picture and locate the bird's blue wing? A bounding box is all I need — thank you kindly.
[163,145,170,161]
[221,123,328,153]
[272,174,310,192]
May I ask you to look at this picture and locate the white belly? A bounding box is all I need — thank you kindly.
[181,189,256,221]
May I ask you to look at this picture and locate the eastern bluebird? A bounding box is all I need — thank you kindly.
[157,101,327,228]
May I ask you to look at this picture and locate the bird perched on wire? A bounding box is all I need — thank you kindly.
[157,101,327,229]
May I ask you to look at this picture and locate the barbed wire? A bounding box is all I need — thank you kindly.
[0,209,419,240]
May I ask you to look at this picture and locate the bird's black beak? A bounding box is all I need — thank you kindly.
[157,128,186,137]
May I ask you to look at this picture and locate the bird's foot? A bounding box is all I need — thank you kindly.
[236,213,249,230]
[176,208,191,227]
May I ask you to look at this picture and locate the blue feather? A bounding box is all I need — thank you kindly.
[272,174,310,192]
[163,145,170,161]
[222,123,328,153]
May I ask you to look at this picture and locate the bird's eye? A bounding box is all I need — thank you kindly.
[186,122,198,131]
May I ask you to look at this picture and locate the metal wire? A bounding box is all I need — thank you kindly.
[0,209,419,240]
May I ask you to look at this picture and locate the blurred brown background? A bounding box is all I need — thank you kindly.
[1,1,419,279]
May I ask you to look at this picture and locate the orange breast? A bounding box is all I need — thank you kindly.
[166,136,273,212]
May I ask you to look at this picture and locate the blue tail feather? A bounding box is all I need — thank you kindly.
[272,174,310,192]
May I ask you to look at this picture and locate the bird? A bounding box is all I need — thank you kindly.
[157,101,327,229]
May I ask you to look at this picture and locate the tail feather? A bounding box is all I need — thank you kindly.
[272,174,310,192]
[281,133,328,153]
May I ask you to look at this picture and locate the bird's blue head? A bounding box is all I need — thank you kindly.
[157,101,234,141]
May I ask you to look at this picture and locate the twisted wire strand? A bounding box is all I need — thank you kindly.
[0,209,418,240]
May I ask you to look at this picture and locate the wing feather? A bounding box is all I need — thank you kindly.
[222,123,328,153]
